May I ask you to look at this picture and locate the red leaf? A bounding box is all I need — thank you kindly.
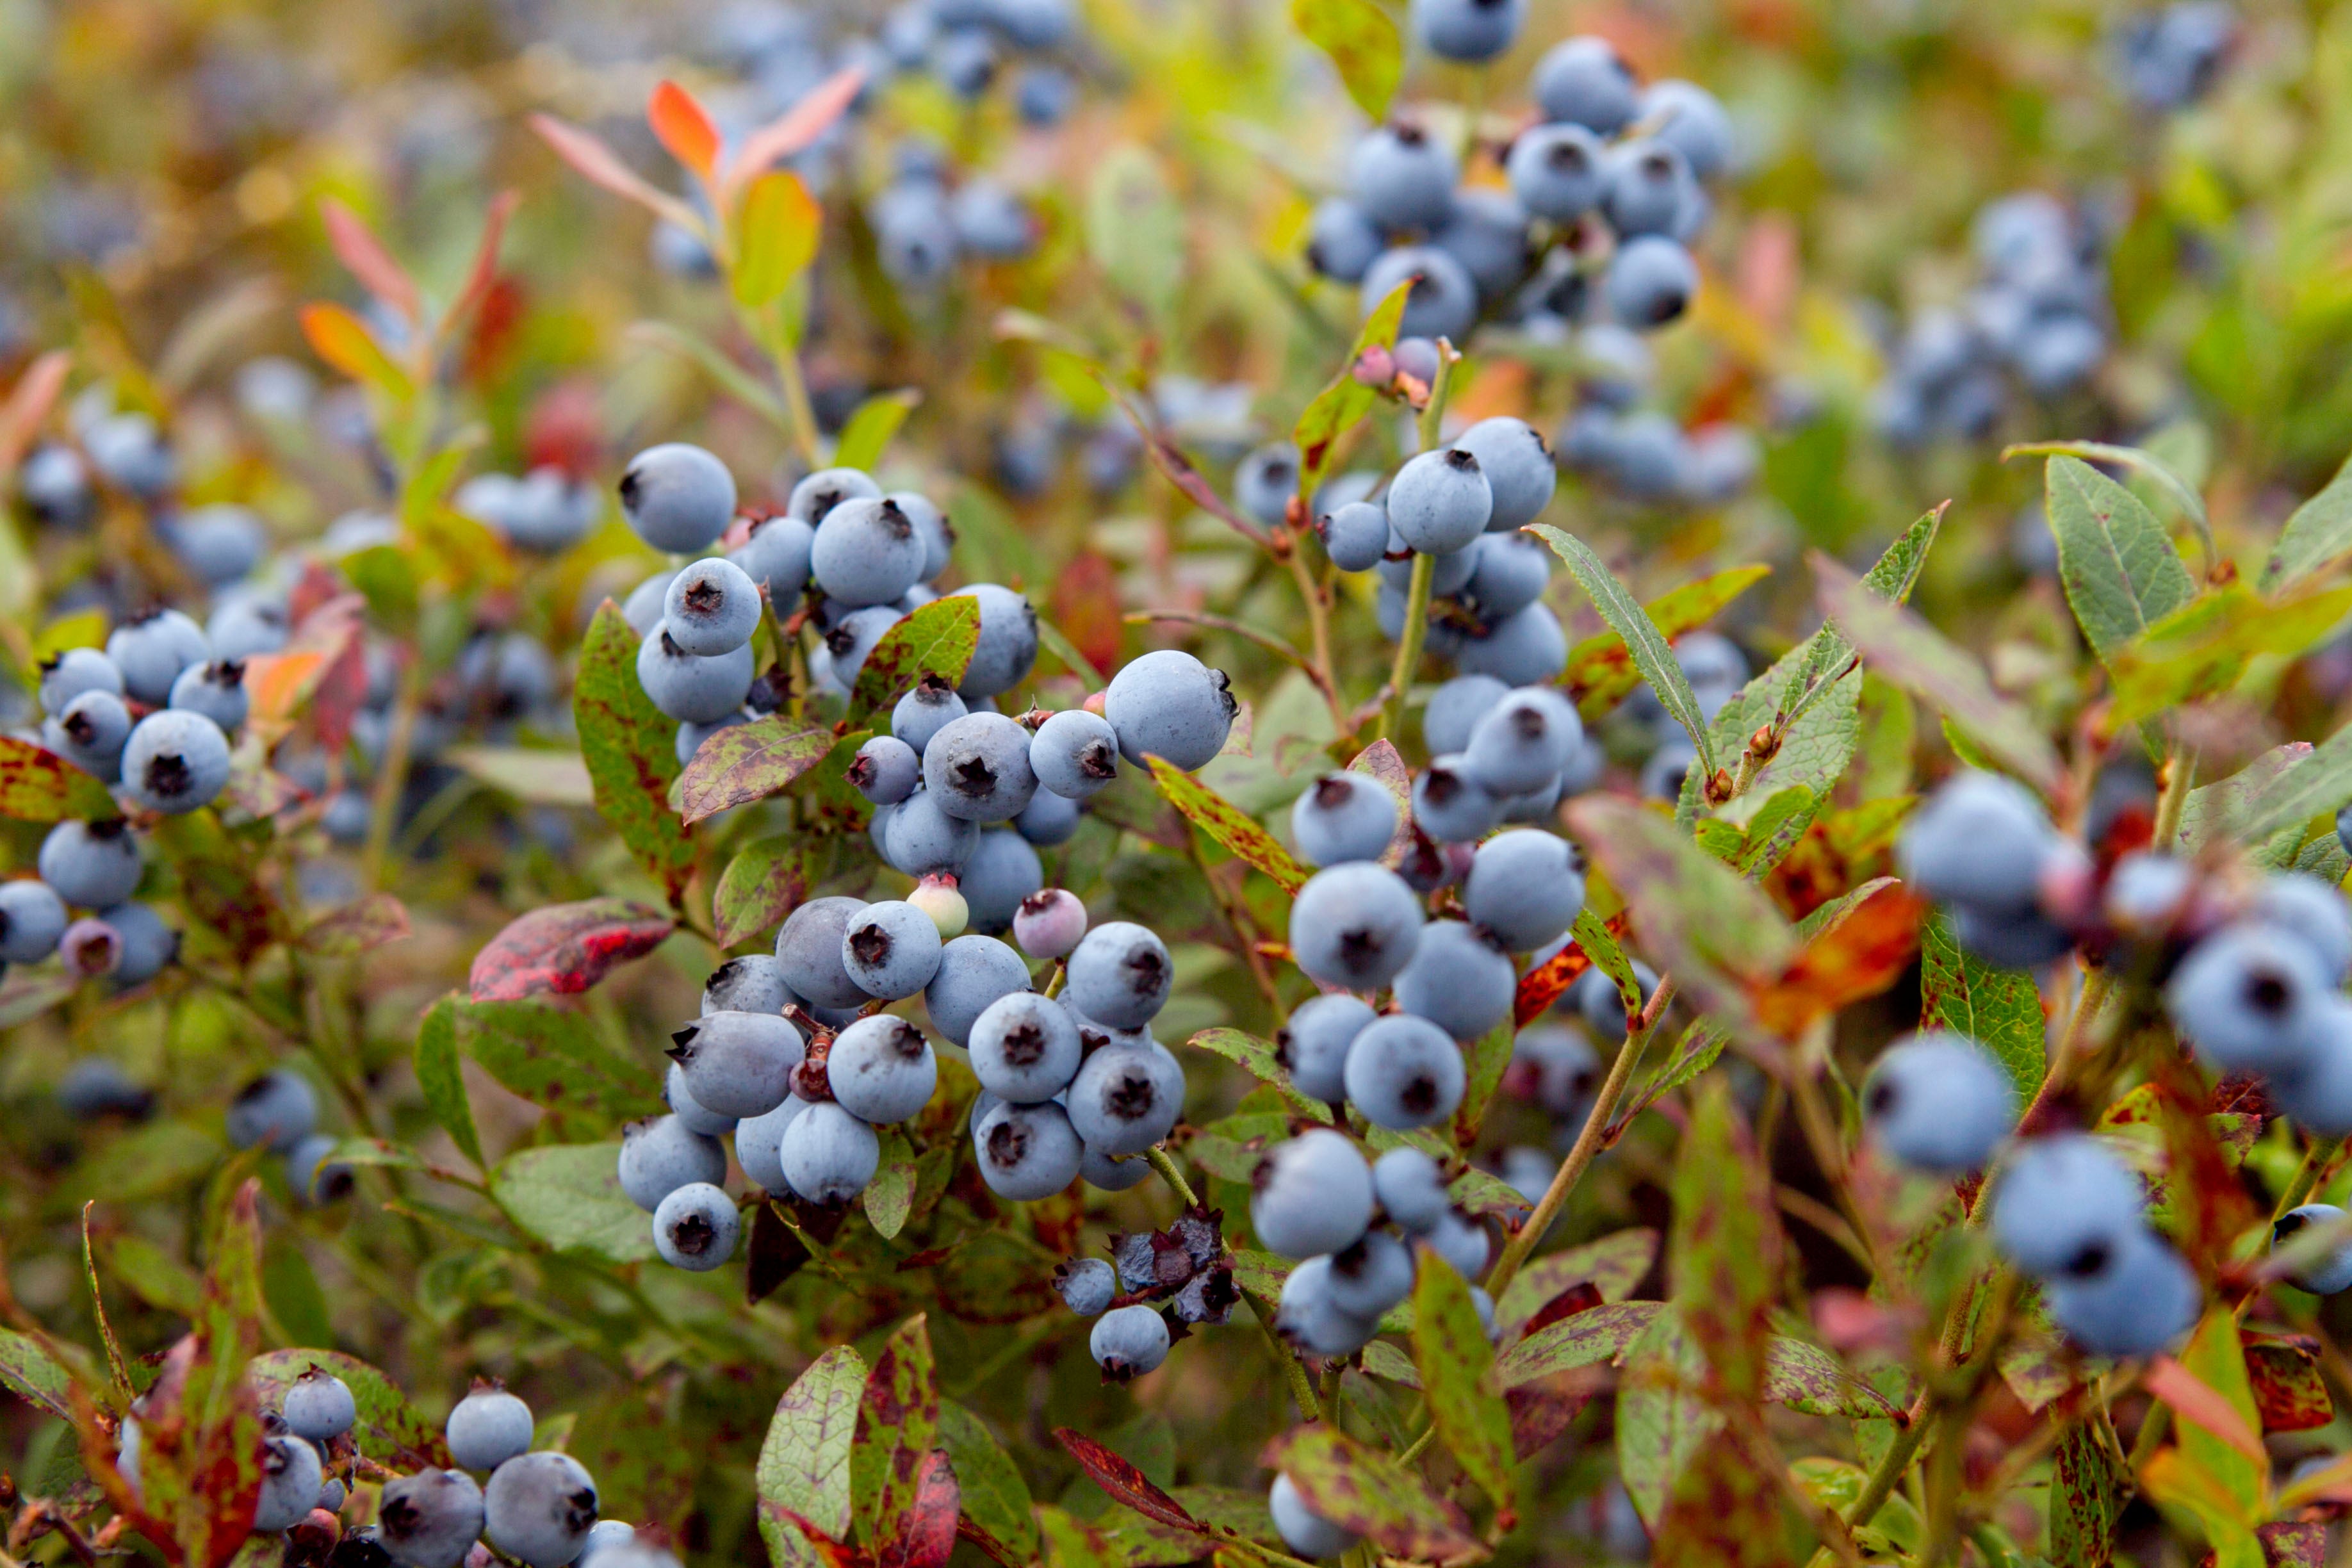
[445,189,521,339]
[756,1504,869,1568]
[724,66,867,202]
[0,350,70,479]
[1052,1427,1204,1535]
[1051,551,1123,676]
[648,80,722,181]
[468,898,675,1002]
[1514,914,1631,1025]
[319,199,421,326]
[879,1450,960,1568]
[530,113,707,236]
[2144,1354,2267,1462]
[2246,1335,2334,1433]
[1344,739,1416,867]
[1520,1280,1605,1339]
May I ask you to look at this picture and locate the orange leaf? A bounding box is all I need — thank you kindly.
[0,350,70,481]
[1748,882,1927,1037]
[240,652,328,727]
[2145,1355,2268,1463]
[649,79,723,182]
[319,199,421,327]
[530,113,708,237]
[723,65,867,202]
[298,304,414,400]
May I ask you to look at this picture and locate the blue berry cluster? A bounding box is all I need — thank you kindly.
[1553,329,1761,508]
[1312,34,1734,348]
[224,1068,354,1208]
[2112,1,2236,112]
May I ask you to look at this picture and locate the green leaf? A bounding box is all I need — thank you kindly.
[574,601,694,905]
[714,835,815,949]
[1262,1425,1480,1564]
[1186,1027,1333,1121]
[758,1344,867,1553]
[863,1128,917,1240]
[1813,550,2062,794]
[0,733,121,822]
[1732,785,1818,878]
[1145,756,1309,892]
[851,1315,939,1551]
[1294,279,1412,497]
[1918,914,2045,1104]
[1669,1079,1778,1400]
[1490,1302,1664,1388]
[1494,1229,1659,1337]
[670,715,838,826]
[2008,438,2211,548]
[940,1401,1037,1562]
[1614,1307,1718,1528]
[627,320,790,430]
[733,169,822,309]
[414,994,482,1170]
[247,1350,445,1462]
[453,999,658,1140]
[2044,456,2195,666]
[2240,724,2352,842]
[1289,0,1403,122]
[2107,581,2352,721]
[2265,444,2352,591]
[1534,525,1718,775]
[444,745,596,806]
[1087,145,1183,325]
[2173,1309,2266,1521]
[261,1234,332,1349]
[0,1329,77,1419]
[1409,1252,1516,1513]
[1566,564,1772,718]
[849,593,982,722]
[491,1143,657,1263]
[833,389,920,473]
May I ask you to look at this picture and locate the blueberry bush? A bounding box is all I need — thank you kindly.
[8,1,2352,1564]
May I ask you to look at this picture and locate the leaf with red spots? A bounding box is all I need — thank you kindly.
[714,834,816,947]
[1261,1425,1482,1565]
[1512,911,1631,1025]
[671,717,838,826]
[1490,1302,1664,1389]
[849,594,981,723]
[2258,1521,2330,1567]
[1344,738,1415,863]
[1147,756,1309,892]
[852,1316,940,1555]
[297,892,410,956]
[1411,1253,1517,1515]
[468,897,674,1002]
[1669,1079,1779,1401]
[876,1450,958,1568]
[1054,1427,1203,1533]
[2246,1334,2333,1433]
[759,1344,866,1560]
[1494,1229,1658,1338]
[2048,1411,2128,1567]
[574,601,696,905]
[0,733,120,822]
[452,999,660,1139]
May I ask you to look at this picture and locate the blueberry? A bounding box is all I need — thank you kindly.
[2165,922,2330,1076]
[975,1098,1086,1200]
[1089,1303,1171,1380]
[703,954,791,1016]
[1067,1042,1185,1156]
[1571,962,1657,1042]
[659,557,761,657]
[1506,122,1608,222]
[226,1070,317,1152]
[280,1366,358,1445]
[1005,894,1087,969]
[619,443,735,553]
[820,606,905,692]
[1411,0,1523,61]
[1466,689,1580,796]
[118,709,230,815]
[970,991,1084,1104]
[729,514,815,607]
[1425,1208,1493,1279]
[1367,1147,1446,1234]
[2273,1001,2352,1136]
[924,712,1039,822]
[1467,600,1572,683]
[1643,80,1735,180]
[1065,920,1172,1029]
[38,818,138,913]
[945,584,1040,699]
[168,503,268,586]
[811,496,929,608]
[104,902,176,987]
[578,1522,653,1565]
[621,571,676,637]
[1991,1134,2145,1280]
[826,1016,937,1123]
[1464,829,1585,951]
[2274,1204,2352,1294]
[43,689,131,780]
[1949,903,2075,970]
[2251,874,2352,983]
[662,1061,737,1138]
[844,735,919,807]
[1605,235,1699,329]
[1360,246,1480,344]
[2044,1229,2200,1358]
[1604,140,1696,238]
[1346,1013,1466,1129]
[1862,1031,2016,1173]
[1275,1255,1380,1357]
[1104,649,1237,771]
[1029,709,1121,800]
[617,1115,727,1214]
[484,1451,599,1568]
[1315,500,1391,573]
[1307,199,1384,284]
[1900,772,2055,914]
[106,608,209,705]
[1289,774,1399,868]
[775,897,872,1010]
[780,1100,881,1204]
[1289,863,1423,991]
[952,179,1036,259]
[168,659,249,733]
[254,1432,325,1530]
[379,1469,486,1568]
[1055,1256,1118,1316]
[882,491,952,581]
[1533,36,1639,133]
[1377,538,1480,598]
[842,901,945,1001]
[1412,753,1502,844]
[0,879,65,965]
[891,678,968,756]
[1328,1230,1416,1319]
[879,788,980,878]
[959,830,1043,933]
[285,1132,354,1204]
[918,935,1029,1049]
[2337,801,2350,860]
[653,1181,740,1272]
[503,466,599,554]
[1236,443,1301,528]
[667,1011,802,1118]
[1263,996,1366,1105]
[19,443,94,526]
[1082,1141,1154,1191]
[1015,63,1075,125]
[635,629,753,725]
[59,916,121,979]
[1270,1474,1358,1561]
[1348,123,1457,231]
[85,411,174,498]
[1511,1024,1599,1119]
[1387,448,1493,555]
[1433,188,1533,299]
[1394,920,1517,1041]
[1251,1129,1373,1257]
[38,647,123,714]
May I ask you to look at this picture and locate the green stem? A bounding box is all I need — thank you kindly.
[1485,978,1672,1300]
[1377,550,1435,745]
[1145,1146,1199,1209]
[774,343,823,470]
[2274,1134,2348,1221]
[360,658,426,892]
[1397,1424,1437,1465]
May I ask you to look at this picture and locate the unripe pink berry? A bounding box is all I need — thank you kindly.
[1013,888,1088,960]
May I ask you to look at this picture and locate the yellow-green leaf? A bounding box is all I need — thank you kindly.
[734,169,822,308]
[1290,0,1403,122]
